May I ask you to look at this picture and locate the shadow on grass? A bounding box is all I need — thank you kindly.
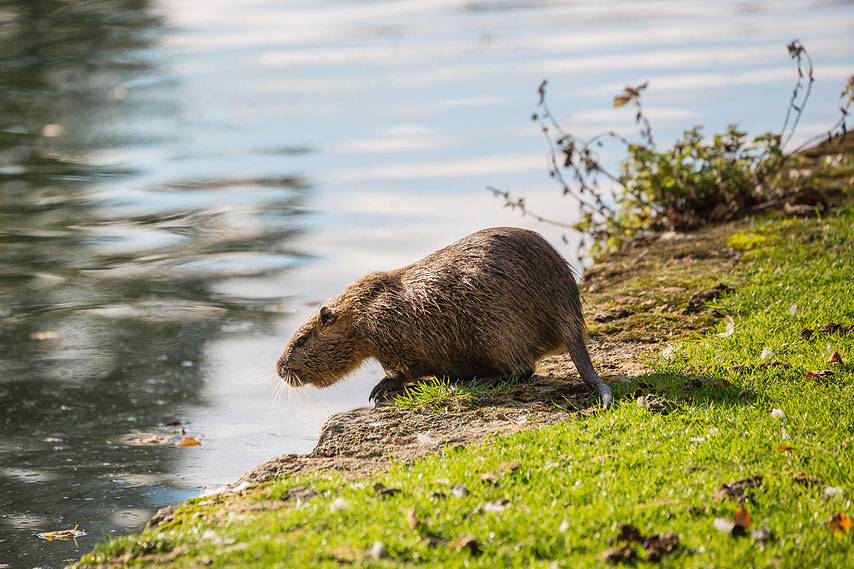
[426,369,763,416]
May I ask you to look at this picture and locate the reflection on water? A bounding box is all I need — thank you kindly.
[0,1,307,567]
[1,0,852,567]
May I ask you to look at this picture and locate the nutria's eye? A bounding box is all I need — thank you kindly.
[320,306,337,326]
[293,334,308,348]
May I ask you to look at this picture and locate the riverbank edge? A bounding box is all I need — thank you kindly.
[69,137,854,568]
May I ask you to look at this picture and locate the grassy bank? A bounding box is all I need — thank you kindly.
[73,206,854,568]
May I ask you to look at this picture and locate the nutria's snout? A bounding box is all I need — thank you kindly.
[276,357,303,387]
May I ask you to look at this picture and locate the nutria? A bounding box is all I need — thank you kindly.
[276,227,612,409]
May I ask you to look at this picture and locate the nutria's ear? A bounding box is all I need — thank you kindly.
[320,306,337,326]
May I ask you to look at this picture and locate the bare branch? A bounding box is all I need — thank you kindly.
[487,186,577,229]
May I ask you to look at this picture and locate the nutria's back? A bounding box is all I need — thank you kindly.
[277,227,612,409]
[353,228,583,377]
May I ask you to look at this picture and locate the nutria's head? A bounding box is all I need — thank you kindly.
[276,301,368,388]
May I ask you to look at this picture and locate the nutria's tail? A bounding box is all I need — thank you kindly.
[565,332,613,410]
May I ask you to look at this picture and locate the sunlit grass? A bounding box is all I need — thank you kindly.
[75,207,854,569]
[390,377,474,411]
[390,377,516,411]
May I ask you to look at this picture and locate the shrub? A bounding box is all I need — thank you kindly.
[492,41,853,259]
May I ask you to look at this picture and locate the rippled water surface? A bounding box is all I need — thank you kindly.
[1,0,852,566]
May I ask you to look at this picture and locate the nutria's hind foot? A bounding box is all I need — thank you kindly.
[566,334,613,411]
[598,383,613,411]
[369,375,405,405]
[581,372,612,411]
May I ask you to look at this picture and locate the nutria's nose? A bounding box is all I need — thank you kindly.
[276,357,286,378]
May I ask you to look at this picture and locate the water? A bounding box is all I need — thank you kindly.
[0,0,851,566]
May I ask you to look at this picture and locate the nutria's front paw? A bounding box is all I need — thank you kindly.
[369,376,405,404]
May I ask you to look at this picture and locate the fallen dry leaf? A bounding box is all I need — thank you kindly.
[713,475,763,502]
[828,512,852,537]
[804,370,835,381]
[775,445,795,452]
[129,434,172,445]
[713,507,755,538]
[373,482,402,498]
[612,523,643,544]
[609,524,678,562]
[598,545,636,563]
[37,524,86,545]
[683,376,706,389]
[791,472,824,488]
[478,461,522,486]
[405,507,420,530]
[802,323,854,339]
[454,536,482,556]
[734,506,752,530]
[176,436,201,447]
[642,532,679,562]
[818,323,852,335]
[30,331,63,341]
[496,460,521,474]
[636,394,678,415]
[826,351,844,365]
[718,315,735,337]
[480,472,500,485]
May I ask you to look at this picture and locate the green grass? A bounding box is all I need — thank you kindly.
[390,377,470,410]
[74,207,854,568]
[390,377,517,411]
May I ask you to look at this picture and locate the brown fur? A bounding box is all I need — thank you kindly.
[276,227,612,409]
